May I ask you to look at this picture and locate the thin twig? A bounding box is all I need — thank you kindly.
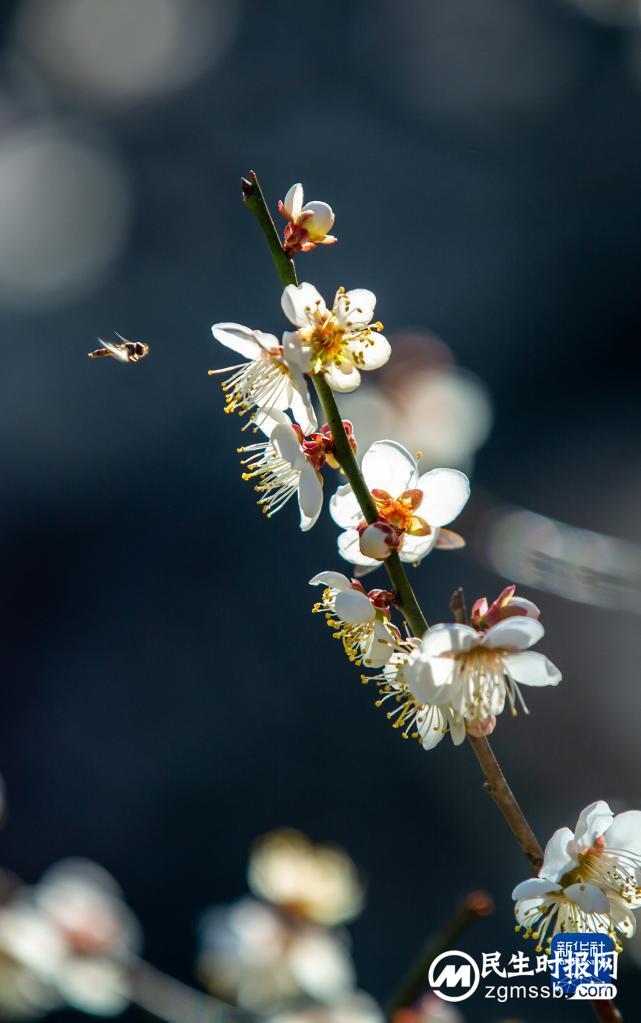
[385,891,494,1018]
[130,959,257,1023]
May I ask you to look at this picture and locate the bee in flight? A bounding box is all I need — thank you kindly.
[88,333,150,363]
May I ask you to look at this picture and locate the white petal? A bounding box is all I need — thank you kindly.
[324,360,362,393]
[406,653,458,707]
[58,959,128,1016]
[362,619,396,668]
[419,624,479,657]
[564,882,610,915]
[604,811,641,857]
[540,827,577,882]
[573,801,614,852]
[211,322,263,360]
[416,706,448,750]
[281,282,327,329]
[514,895,550,928]
[399,530,439,564]
[334,289,376,327]
[284,182,303,218]
[330,484,362,529]
[309,571,352,591]
[362,440,418,495]
[502,651,561,687]
[301,200,334,235]
[482,617,545,652]
[512,878,561,901]
[288,369,318,434]
[334,589,375,625]
[510,596,540,619]
[298,465,323,532]
[416,468,470,527]
[448,711,467,746]
[271,423,305,469]
[348,331,391,371]
[253,408,292,438]
[609,896,636,937]
[283,330,313,374]
[337,529,379,568]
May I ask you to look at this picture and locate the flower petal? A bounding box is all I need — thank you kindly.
[417,468,470,527]
[284,182,303,219]
[362,619,395,668]
[362,440,418,495]
[330,484,362,529]
[416,705,448,750]
[502,651,562,687]
[609,896,636,937]
[283,330,314,374]
[309,571,352,591]
[348,332,391,371]
[298,465,323,532]
[271,423,305,469]
[253,408,292,438]
[482,617,545,652]
[211,322,263,360]
[301,200,334,236]
[334,289,376,327]
[323,360,361,393]
[512,878,561,901]
[399,530,439,564]
[573,801,614,852]
[540,827,577,882]
[564,882,610,915]
[281,282,327,329]
[334,589,375,625]
[337,529,379,568]
[604,811,641,858]
[419,623,479,657]
[288,369,318,434]
[514,895,551,928]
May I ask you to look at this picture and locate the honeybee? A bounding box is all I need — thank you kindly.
[88,333,150,363]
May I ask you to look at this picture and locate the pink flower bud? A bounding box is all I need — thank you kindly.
[467,716,496,738]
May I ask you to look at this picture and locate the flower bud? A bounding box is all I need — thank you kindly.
[466,716,496,738]
[358,522,398,560]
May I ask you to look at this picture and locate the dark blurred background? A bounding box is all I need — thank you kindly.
[1,0,641,1019]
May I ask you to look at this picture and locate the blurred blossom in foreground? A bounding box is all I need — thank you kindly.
[0,859,141,1017]
[248,829,364,926]
[198,897,356,1011]
[270,992,383,1023]
[393,994,464,1023]
[338,333,492,474]
[483,504,641,612]
[0,120,131,309]
[198,829,365,1013]
[12,0,242,110]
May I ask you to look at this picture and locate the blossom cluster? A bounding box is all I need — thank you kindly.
[210,179,641,971]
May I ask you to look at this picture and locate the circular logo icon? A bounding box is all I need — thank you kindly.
[428,950,480,1002]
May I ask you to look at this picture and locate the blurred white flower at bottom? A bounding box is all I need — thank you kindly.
[270,991,383,1023]
[0,859,141,1017]
[197,898,356,1012]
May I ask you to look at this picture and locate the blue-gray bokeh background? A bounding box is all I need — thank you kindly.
[2,0,641,1019]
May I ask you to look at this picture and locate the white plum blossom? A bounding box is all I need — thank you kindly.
[281,283,390,393]
[405,615,561,724]
[248,829,364,927]
[210,322,317,434]
[279,183,337,255]
[310,571,399,668]
[513,801,641,952]
[197,898,356,1012]
[238,410,324,531]
[0,860,140,1018]
[364,653,466,751]
[330,440,469,568]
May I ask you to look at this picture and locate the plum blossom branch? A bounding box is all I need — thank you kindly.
[130,959,257,1023]
[241,172,624,1023]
